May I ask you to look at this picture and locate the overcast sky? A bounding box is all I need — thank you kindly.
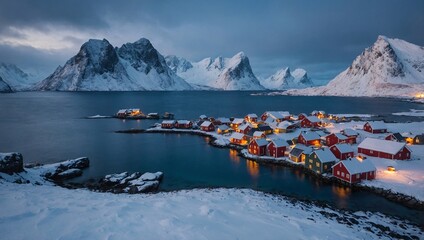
[0,0,423,83]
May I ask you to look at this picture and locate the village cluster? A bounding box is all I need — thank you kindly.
[159,111,423,184]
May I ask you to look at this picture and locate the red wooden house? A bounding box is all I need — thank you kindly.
[301,116,321,128]
[341,128,359,144]
[330,143,354,160]
[230,132,247,145]
[332,158,376,184]
[253,131,266,139]
[236,124,251,134]
[248,138,268,156]
[297,131,321,146]
[261,111,291,122]
[245,114,258,123]
[231,118,245,130]
[358,138,411,160]
[325,133,348,146]
[384,133,405,142]
[363,121,387,134]
[161,120,176,129]
[298,113,307,121]
[267,139,288,158]
[200,121,215,132]
[175,120,193,129]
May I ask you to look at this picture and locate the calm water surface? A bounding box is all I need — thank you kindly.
[1,92,423,225]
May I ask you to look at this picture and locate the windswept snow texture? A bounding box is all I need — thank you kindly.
[0,63,40,91]
[261,67,313,90]
[166,52,265,90]
[0,184,421,240]
[36,38,192,91]
[286,35,424,97]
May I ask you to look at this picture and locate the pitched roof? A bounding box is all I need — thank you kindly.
[269,139,288,148]
[365,121,387,130]
[162,120,176,124]
[252,138,268,147]
[216,125,230,131]
[332,143,354,153]
[258,125,273,131]
[253,131,265,137]
[313,148,337,163]
[290,144,313,156]
[264,111,290,119]
[342,128,358,136]
[230,132,244,140]
[232,118,245,124]
[217,117,231,123]
[199,114,208,119]
[289,148,304,157]
[200,121,213,127]
[238,124,251,131]
[337,158,376,174]
[329,133,348,140]
[177,120,191,124]
[299,131,321,141]
[277,121,293,129]
[358,138,407,155]
[246,113,258,118]
[305,116,320,122]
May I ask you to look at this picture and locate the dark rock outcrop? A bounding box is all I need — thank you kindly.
[0,152,24,174]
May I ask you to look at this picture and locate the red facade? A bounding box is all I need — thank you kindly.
[201,124,215,132]
[358,146,411,160]
[332,162,376,184]
[176,122,193,129]
[330,145,354,160]
[325,133,348,146]
[363,122,387,134]
[267,143,286,158]
[236,125,251,134]
[298,114,307,120]
[345,136,357,144]
[301,118,320,128]
[248,140,267,156]
[161,123,175,129]
[298,134,320,146]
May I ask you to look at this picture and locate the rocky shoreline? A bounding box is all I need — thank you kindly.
[118,127,424,211]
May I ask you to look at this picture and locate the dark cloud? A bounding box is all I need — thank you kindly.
[0,0,423,83]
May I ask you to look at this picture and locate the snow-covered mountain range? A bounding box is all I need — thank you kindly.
[260,67,313,90]
[0,63,40,91]
[165,52,265,90]
[36,38,192,91]
[285,36,424,97]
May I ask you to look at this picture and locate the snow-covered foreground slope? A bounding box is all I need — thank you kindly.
[36,38,192,91]
[0,183,421,240]
[261,67,313,90]
[165,52,265,90]
[0,63,40,91]
[285,36,424,97]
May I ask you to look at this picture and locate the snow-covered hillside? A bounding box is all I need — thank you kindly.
[286,36,424,97]
[261,67,313,90]
[165,52,265,90]
[0,63,40,91]
[36,38,192,91]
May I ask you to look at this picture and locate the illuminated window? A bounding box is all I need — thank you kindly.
[337,171,340,175]
[316,162,320,167]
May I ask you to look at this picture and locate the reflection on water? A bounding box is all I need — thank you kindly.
[229,149,240,164]
[292,168,305,181]
[332,185,352,208]
[246,160,260,178]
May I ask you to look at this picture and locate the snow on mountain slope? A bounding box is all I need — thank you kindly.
[0,76,13,92]
[166,52,265,90]
[36,38,192,91]
[0,63,40,91]
[286,36,424,97]
[261,67,313,90]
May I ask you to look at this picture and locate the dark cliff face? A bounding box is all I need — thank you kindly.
[227,55,255,79]
[76,39,120,75]
[118,38,167,75]
[0,76,13,92]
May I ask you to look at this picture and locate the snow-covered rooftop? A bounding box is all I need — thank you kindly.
[337,158,376,175]
[313,148,337,163]
[162,120,176,124]
[358,138,407,155]
[230,132,244,140]
[305,116,320,122]
[270,139,288,148]
[332,143,354,153]
[366,121,387,130]
[300,131,321,141]
[342,128,358,136]
[177,120,191,124]
[200,121,213,127]
[253,131,265,137]
[232,118,244,124]
[252,138,268,147]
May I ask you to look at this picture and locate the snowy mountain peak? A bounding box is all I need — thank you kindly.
[36,37,192,91]
[286,36,424,97]
[165,55,193,73]
[0,62,40,91]
[261,67,313,90]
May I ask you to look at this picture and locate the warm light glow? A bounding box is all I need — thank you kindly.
[229,149,240,164]
[387,166,396,172]
[415,93,424,98]
[246,160,259,178]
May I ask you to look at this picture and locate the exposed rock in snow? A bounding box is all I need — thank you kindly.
[97,171,163,193]
[166,52,265,90]
[0,76,13,93]
[285,35,424,97]
[44,157,90,181]
[36,38,192,91]
[0,63,40,91]
[261,67,313,90]
[0,152,24,174]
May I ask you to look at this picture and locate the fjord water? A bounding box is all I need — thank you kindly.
[1,91,423,224]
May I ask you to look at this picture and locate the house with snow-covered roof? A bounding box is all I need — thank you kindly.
[298,131,321,146]
[363,121,387,134]
[384,132,405,142]
[231,118,245,129]
[358,138,411,160]
[236,123,251,134]
[267,139,288,158]
[161,120,176,129]
[248,138,268,156]
[305,148,337,174]
[330,143,354,160]
[244,113,258,123]
[341,128,359,144]
[230,132,247,145]
[289,144,314,163]
[216,125,231,134]
[274,121,297,133]
[325,133,349,146]
[332,157,376,184]
[175,120,193,129]
[253,131,266,139]
[200,121,215,132]
[301,116,321,128]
